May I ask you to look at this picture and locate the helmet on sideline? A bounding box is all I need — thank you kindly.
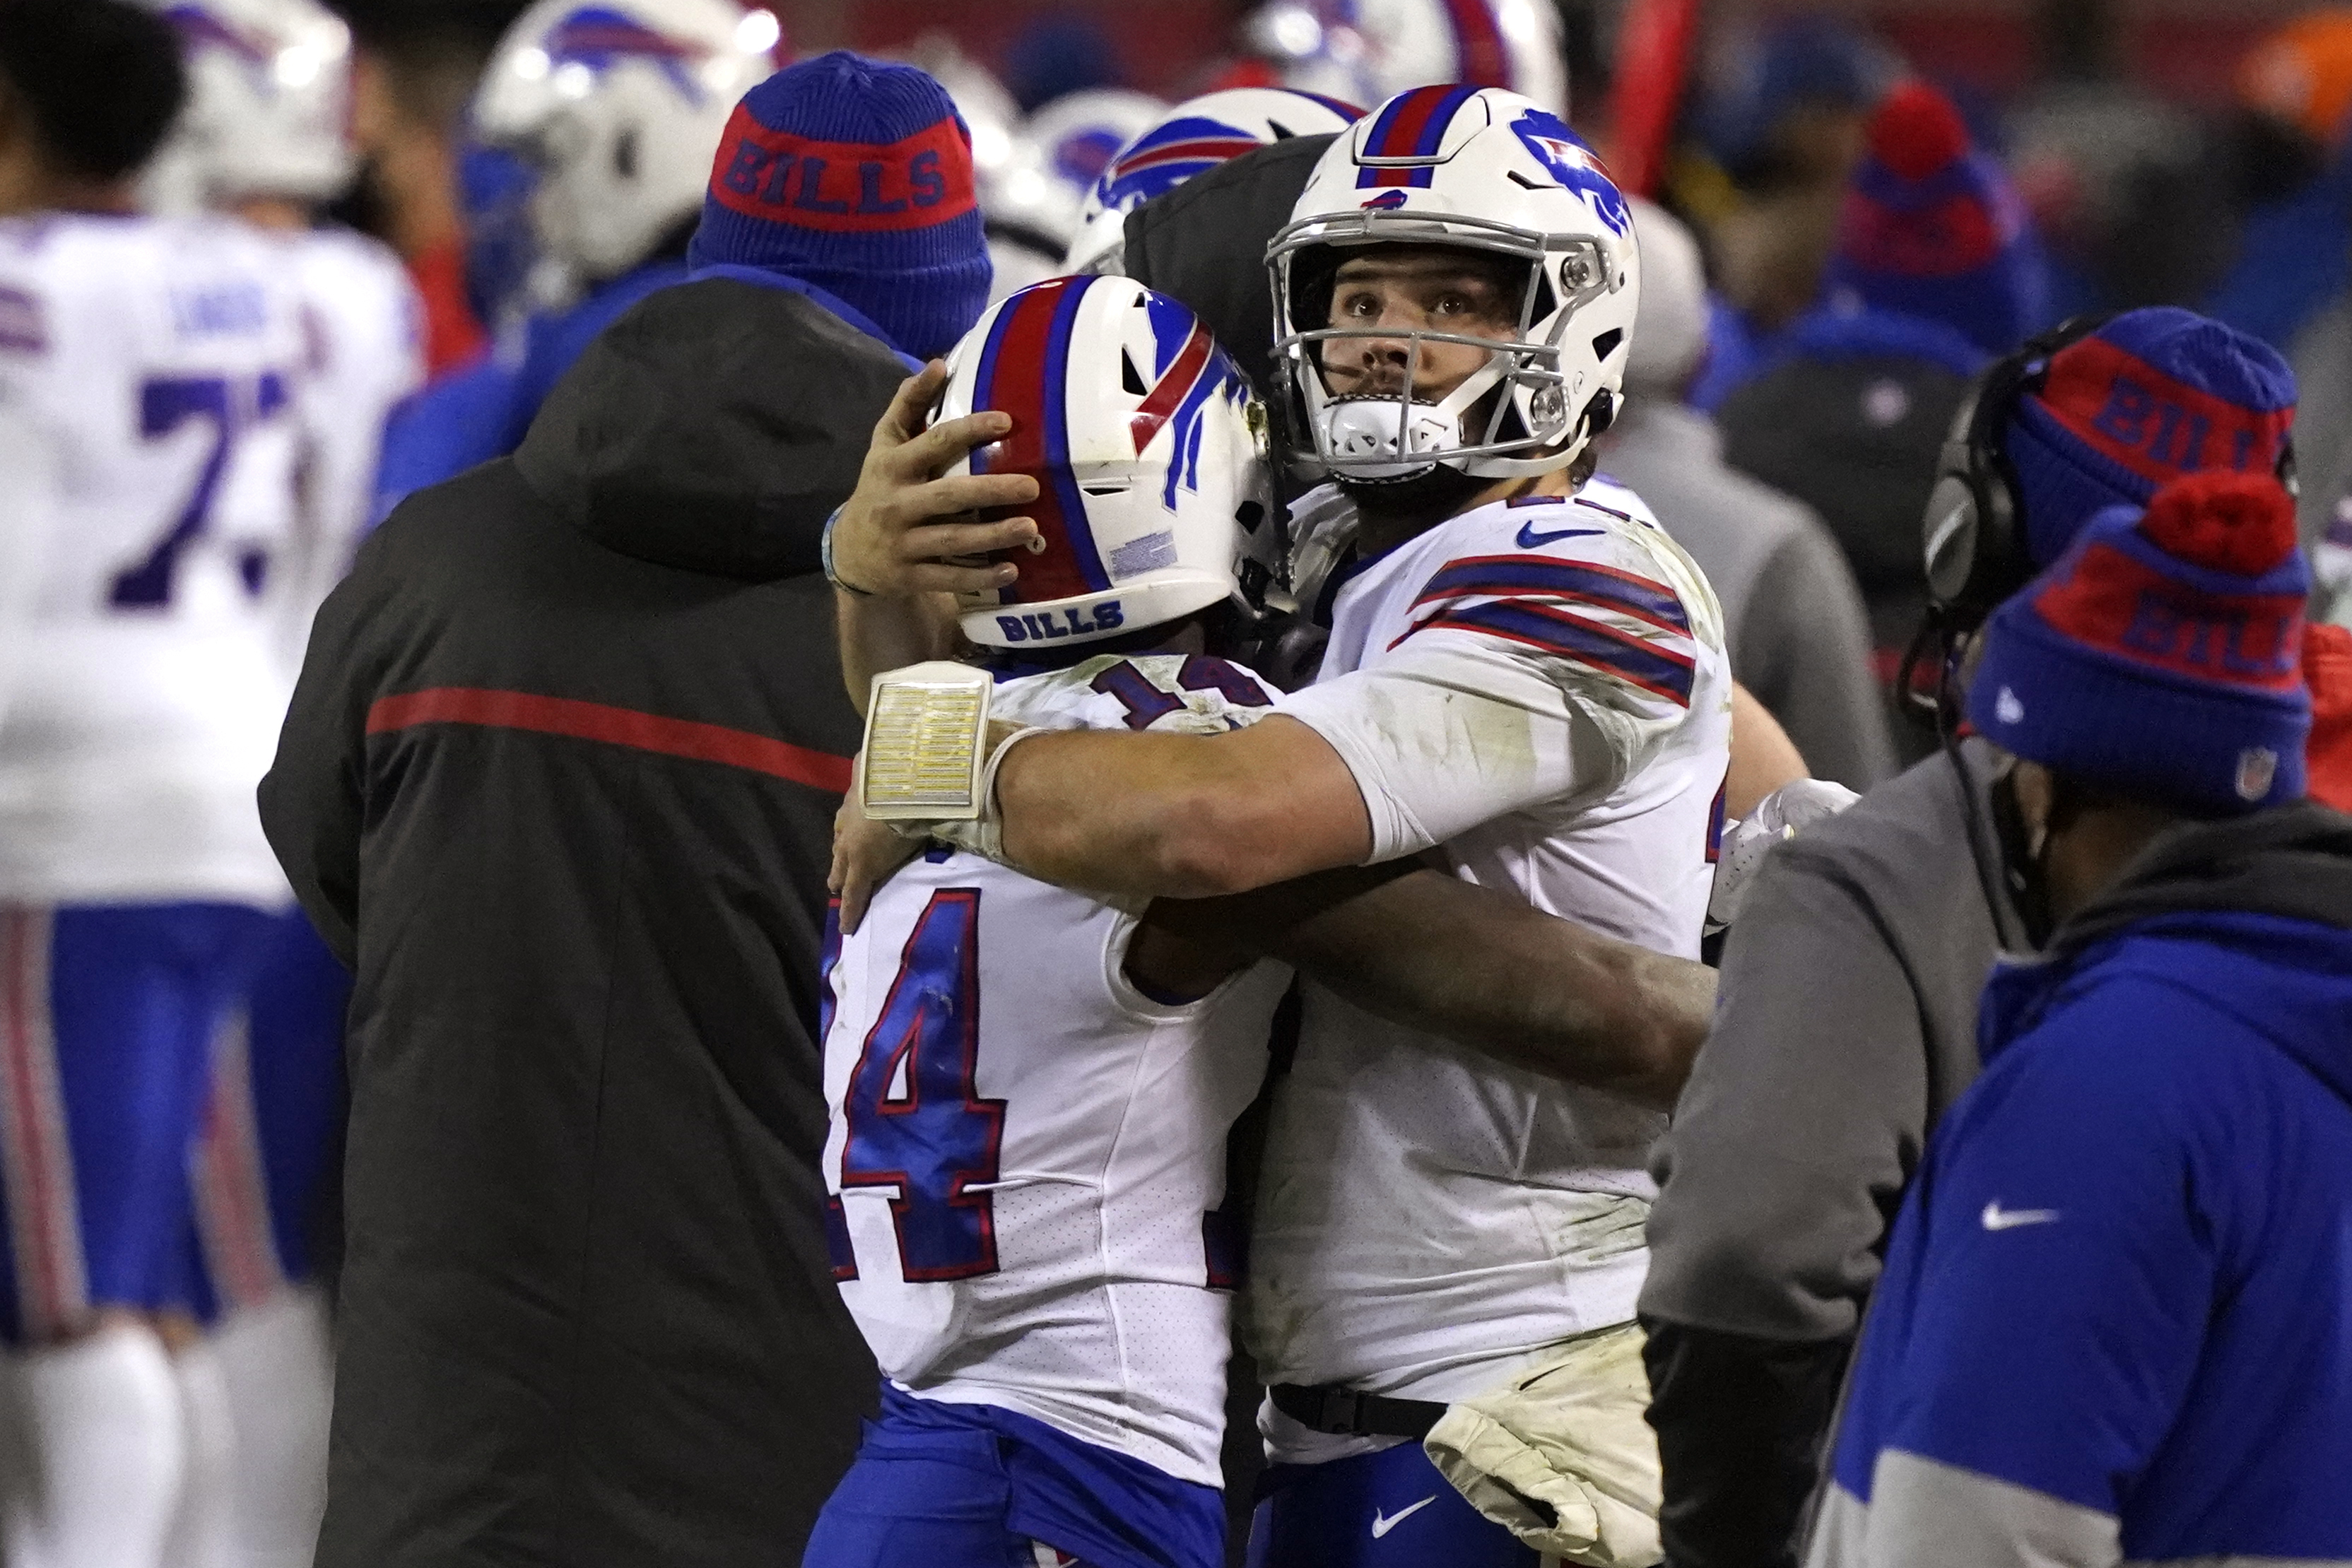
[1018,88,1165,249]
[1246,0,1566,120]
[941,276,1279,649]
[1269,85,1640,483]
[1066,85,1363,274]
[139,0,355,211]
[472,0,784,287]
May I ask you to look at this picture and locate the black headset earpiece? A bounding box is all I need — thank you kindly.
[1919,314,2115,629]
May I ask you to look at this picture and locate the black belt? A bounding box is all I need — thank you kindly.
[1269,1381,1448,1440]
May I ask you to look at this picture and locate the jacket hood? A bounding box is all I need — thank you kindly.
[512,277,908,582]
[1987,801,2352,1104]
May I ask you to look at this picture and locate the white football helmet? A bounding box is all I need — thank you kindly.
[1018,89,1165,249]
[1269,85,1640,483]
[940,276,1278,649]
[1247,0,1566,120]
[473,0,784,287]
[1066,86,1363,275]
[139,0,355,212]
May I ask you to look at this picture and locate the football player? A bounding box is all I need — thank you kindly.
[1064,86,1363,276]
[139,5,426,1557]
[833,87,1724,1566]
[0,3,307,1564]
[371,0,782,515]
[808,275,1291,1568]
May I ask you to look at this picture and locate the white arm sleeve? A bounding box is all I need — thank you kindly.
[1274,625,1687,861]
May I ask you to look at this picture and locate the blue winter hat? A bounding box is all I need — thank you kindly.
[2003,307,2298,570]
[1968,471,2312,815]
[1826,81,2047,360]
[690,52,991,361]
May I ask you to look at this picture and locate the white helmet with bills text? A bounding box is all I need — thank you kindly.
[941,276,1278,649]
[139,0,356,211]
[1066,86,1363,274]
[1269,84,1640,483]
[473,0,784,285]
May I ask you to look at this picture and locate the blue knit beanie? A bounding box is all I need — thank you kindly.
[690,52,991,361]
[1826,81,2047,360]
[2002,306,2298,570]
[1968,471,2312,815]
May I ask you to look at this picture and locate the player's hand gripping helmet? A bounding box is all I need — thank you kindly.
[139,0,357,212]
[1247,0,1567,119]
[1269,86,1640,483]
[940,276,1281,649]
[473,0,784,288]
[1066,86,1363,275]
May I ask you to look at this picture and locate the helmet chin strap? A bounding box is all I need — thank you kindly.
[1316,350,1581,483]
[1315,353,1512,478]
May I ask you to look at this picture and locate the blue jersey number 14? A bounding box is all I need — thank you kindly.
[837,888,1006,1282]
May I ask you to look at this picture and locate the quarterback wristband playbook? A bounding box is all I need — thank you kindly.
[858,661,1044,861]
[821,505,871,598]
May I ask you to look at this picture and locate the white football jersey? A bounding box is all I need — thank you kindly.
[0,213,307,906]
[1250,478,1734,1460]
[276,227,423,663]
[823,653,1292,1487]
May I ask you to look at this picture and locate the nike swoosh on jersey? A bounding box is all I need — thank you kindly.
[1515,521,1606,550]
[1370,1496,1437,1538]
[1981,1201,2060,1231]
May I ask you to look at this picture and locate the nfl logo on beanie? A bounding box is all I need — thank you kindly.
[690,50,991,360]
[1968,469,2313,815]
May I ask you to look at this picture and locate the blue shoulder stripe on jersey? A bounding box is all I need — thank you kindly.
[1411,599,1695,705]
[1413,554,1691,635]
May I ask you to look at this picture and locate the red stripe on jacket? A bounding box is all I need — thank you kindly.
[366,688,853,794]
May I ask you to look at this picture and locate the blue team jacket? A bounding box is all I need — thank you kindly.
[1811,804,2352,1568]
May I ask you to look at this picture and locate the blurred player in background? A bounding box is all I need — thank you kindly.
[372,0,782,515]
[0,2,309,1564]
[810,276,1293,1568]
[904,40,1073,302]
[1239,0,1565,120]
[834,86,1734,1567]
[139,2,427,1562]
[1064,86,1361,276]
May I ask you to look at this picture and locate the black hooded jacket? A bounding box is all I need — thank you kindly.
[261,278,903,1568]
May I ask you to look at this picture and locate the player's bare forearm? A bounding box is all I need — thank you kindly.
[836,590,960,714]
[1729,682,1808,817]
[1147,868,1714,1109]
[994,715,1374,898]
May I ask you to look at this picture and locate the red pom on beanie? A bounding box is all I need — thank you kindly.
[2135,470,2300,576]
[1866,81,1971,180]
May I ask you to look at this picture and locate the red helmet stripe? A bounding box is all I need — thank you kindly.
[971,280,1110,602]
[1129,320,1215,454]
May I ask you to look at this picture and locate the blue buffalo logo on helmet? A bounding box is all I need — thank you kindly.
[163,6,274,71]
[542,6,710,105]
[1095,115,1276,212]
[1090,88,1362,215]
[1510,110,1631,235]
